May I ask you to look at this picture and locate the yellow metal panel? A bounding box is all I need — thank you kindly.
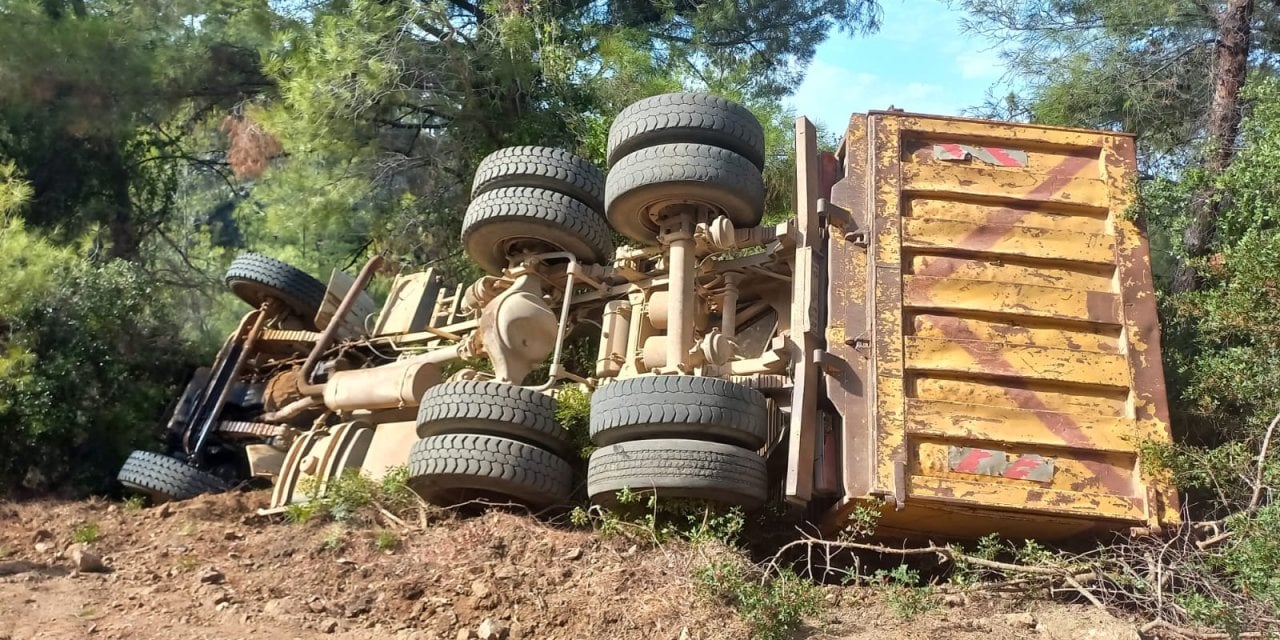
[912,439,1135,494]
[909,313,1121,353]
[905,336,1130,387]
[905,198,1109,235]
[905,399,1140,453]
[907,476,1143,520]
[909,255,1115,292]
[1102,135,1181,529]
[912,376,1129,418]
[902,218,1116,265]
[902,164,1108,208]
[871,115,906,497]
[892,114,1113,149]
[829,114,877,500]
[825,112,1175,537]
[903,276,1121,324]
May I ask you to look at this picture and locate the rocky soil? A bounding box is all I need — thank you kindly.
[0,492,1141,639]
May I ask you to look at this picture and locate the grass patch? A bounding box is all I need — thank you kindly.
[121,494,147,512]
[574,491,821,639]
[692,554,824,640]
[871,565,937,620]
[321,525,346,553]
[285,466,418,525]
[71,522,101,544]
[174,554,199,573]
[374,530,401,552]
[554,385,593,461]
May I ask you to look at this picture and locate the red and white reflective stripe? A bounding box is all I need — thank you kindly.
[948,446,1055,483]
[933,144,1028,167]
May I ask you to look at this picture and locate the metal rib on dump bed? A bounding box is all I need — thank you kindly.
[825,112,1179,539]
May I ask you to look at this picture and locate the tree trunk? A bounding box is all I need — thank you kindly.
[105,150,140,262]
[1174,0,1253,293]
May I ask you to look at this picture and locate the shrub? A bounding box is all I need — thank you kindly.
[71,522,102,544]
[0,222,197,495]
[692,556,823,640]
[284,466,417,525]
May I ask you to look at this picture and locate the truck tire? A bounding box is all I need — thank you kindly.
[589,376,768,449]
[462,187,614,275]
[607,93,765,170]
[587,439,767,509]
[117,450,230,503]
[417,380,571,457]
[604,143,764,243]
[407,434,573,509]
[224,253,327,329]
[472,146,605,213]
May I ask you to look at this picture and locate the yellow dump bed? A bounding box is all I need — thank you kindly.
[821,112,1178,538]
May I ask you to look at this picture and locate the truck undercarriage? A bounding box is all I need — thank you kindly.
[119,93,1179,540]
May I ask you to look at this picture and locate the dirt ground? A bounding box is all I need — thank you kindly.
[0,492,1141,640]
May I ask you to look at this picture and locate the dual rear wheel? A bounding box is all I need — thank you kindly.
[404,376,772,512]
[462,147,612,275]
[407,380,574,509]
[586,376,770,510]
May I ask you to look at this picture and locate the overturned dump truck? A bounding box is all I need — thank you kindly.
[118,93,1180,539]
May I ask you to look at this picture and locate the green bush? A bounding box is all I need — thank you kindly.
[554,384,593,461]
[692,556,823,640]
[0,222,196,494]
[871,564,936,620]
[71,522,102,544]
[284,466,417,524]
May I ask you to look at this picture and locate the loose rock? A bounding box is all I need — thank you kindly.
[476,618,509,640]
[68,544,108,573]
[198,567,225,585]
[1003,612,1037,629]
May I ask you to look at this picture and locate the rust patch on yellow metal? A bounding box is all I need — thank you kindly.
[902,163,1108,207]
[909,255,1115,293]
[891,114,1111,149]
[905,198,1109,235]
[1103,135,1181,529]
[871,116,906,500]
[912,377,1128,418]
[902,218,1116,264]
[904,276,1121,324]
[827,114,875,498]
[905,399,1138,453]
[908,475,1142,520]
[904,337,1130,388]
[826,112,1176,537]
[910,314,1121,353]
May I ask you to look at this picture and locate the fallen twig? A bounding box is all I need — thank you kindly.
[1246,412,1278,516]
[1140,619,1267,639]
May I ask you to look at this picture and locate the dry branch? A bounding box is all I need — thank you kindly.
[1247,412,1279,515]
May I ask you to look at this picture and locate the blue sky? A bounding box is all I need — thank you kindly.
[788,0,1010,132]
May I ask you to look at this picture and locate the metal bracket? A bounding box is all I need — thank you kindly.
[892,461,907,511]
[843,333,870,357]
[818,198,868,248]
[811,349,841,374]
